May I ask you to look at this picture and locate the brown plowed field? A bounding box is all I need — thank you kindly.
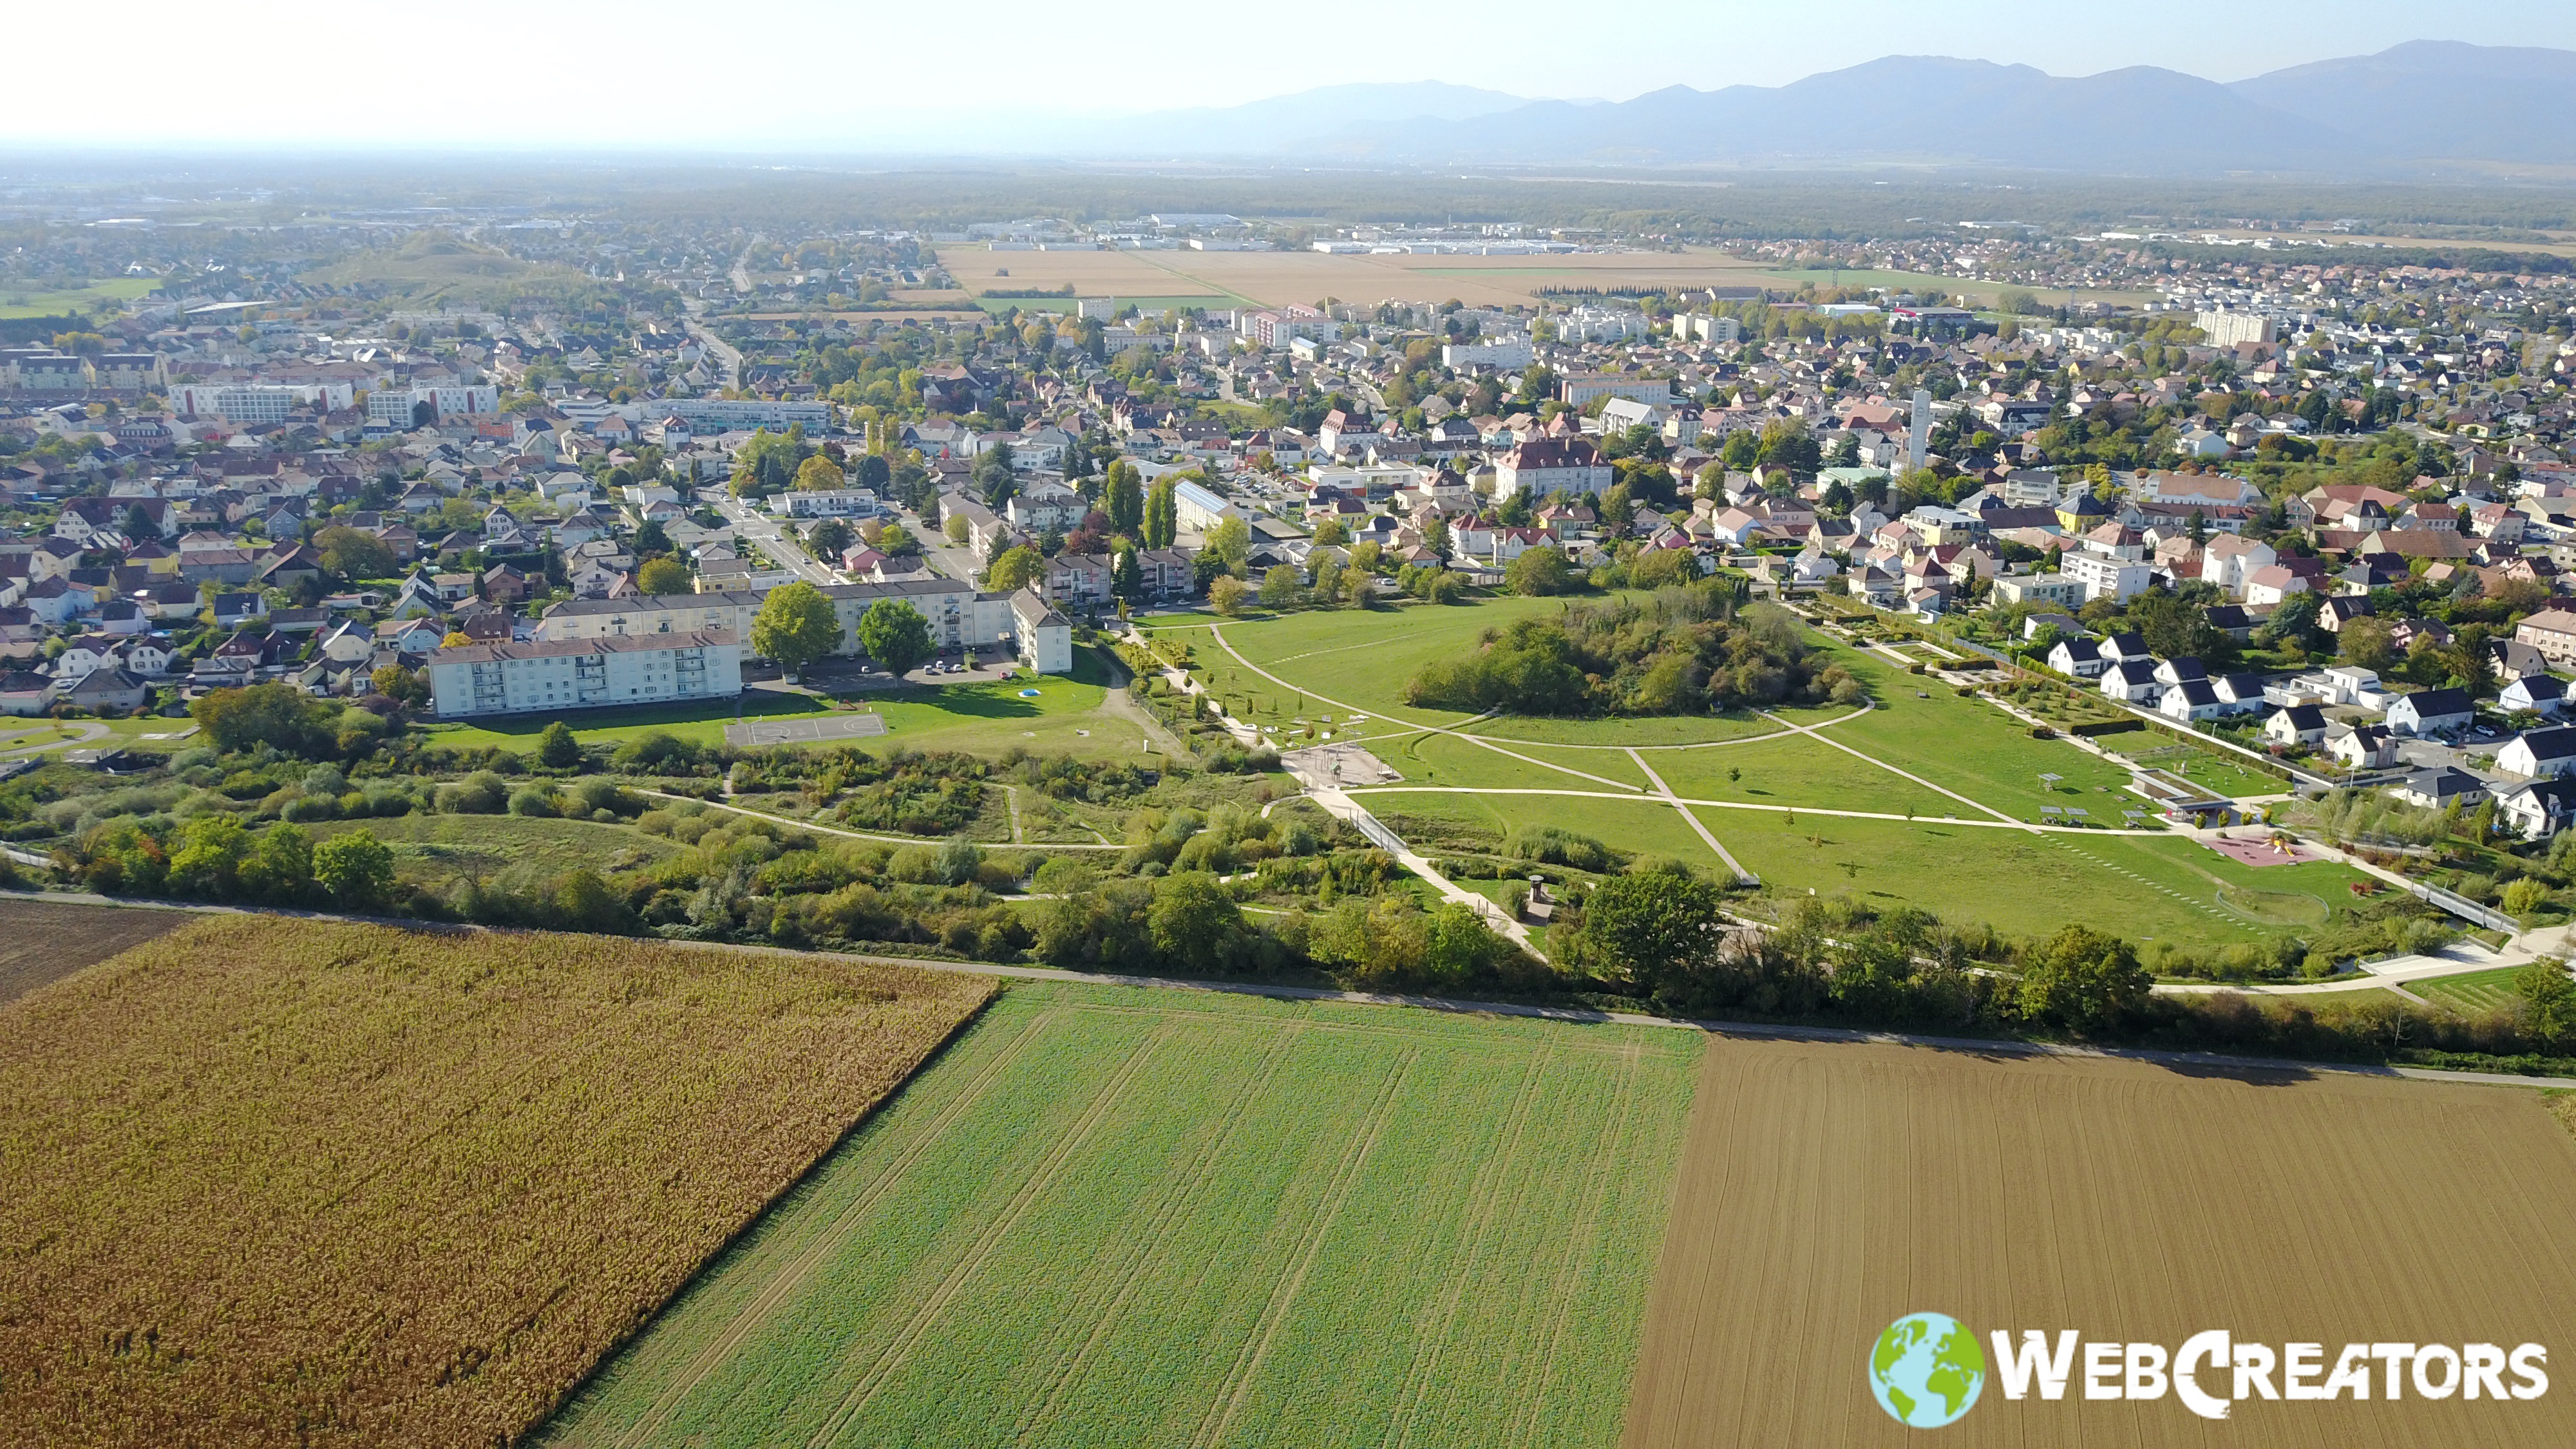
[0,895,184,1004]
[1623,1038,2576,1448]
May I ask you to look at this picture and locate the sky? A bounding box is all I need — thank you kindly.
[6,1,2573,151]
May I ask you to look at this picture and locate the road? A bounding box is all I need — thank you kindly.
[682,313,742,390]
[715,498,838,586]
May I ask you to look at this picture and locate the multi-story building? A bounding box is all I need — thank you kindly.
[1556,374,1671,408]
[660,399,833,432]
[1439,336,1535,369]
[364,383,501,426]
[769,489,882,520]
[1493,437,1613,500]
[2195,309,2279,348]
[533,578,1074,673]
[425,630,742,719]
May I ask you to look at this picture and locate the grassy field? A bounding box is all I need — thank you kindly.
[0,276,158,319]
[542,980,1700,1449]
[2416,965,2530,1014]
[1625,1037,2576,1448]
[0,914,992,1449]
[421,652,1140,762]
[310,812,678,895]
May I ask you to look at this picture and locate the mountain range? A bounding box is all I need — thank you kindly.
[1030,43,2576,175]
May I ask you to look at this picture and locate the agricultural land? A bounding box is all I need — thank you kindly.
[0,914,992,1449]
[1623,1037,2576,1449]
[542,980,1700,1449]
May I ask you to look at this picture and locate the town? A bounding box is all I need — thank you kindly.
[14,31,2576,1444]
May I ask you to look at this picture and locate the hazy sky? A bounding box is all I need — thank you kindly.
[8,0,2572,149]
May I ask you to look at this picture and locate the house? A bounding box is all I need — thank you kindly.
[2263,704,2330,747]
[2391,766,2488,810]
[2499,778,2576,840]
[2325,722,2400,770]
[0,670,48,715]
[209,592,267,629]
[2047,638,2105,677]
[2159,678,2228,723]
[2152,656,2208,688]
[2516,609,2576,670]
[2022,612,2084,642]
[2498,725,2576,779]
[2500,674,2567,716]
[60,667,149,714]
[2100,659,2164,705]
[2210,672,2271,714]
[2099,632,2152,665]
[2385,687,2476,739]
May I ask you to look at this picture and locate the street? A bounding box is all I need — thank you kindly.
[715,498,838,585]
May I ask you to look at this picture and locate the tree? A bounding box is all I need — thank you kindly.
[2014,924,2150,1034]
[987,544,1045,593]
[1577,871,1727,993]
[1206,516,1252,570]
[1506,545,1575,596]
[1112,545,1144,602]
[878,522,921,557]
[1209,574,1253,616]
[857,597,933,676]
[2515,960,2576,1052]
[537,719,583,770]
[750,581,842,679]
[1104,461,1145,536]
[943,513,970,545]
[793,453,846,492]
[315,526,395,582]
[1311,515,1348,546]
[1260,565,1301,610]
[313,830,395,911]
[853,453,892,492]
[636,556,691,595]
[1148,871,1245,974]
[635,519,672,555]
[806,517,853,560]
[193,683,336,757]
[244,822,314,904]
[1422,515,1452,563]
[1144,478,1179,549]
[370,663,428,706]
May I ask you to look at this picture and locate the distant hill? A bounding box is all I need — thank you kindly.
[1034,43,2576,177]
[2229,40,2576,165]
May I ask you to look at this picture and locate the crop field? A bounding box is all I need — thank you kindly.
[940,242,1815,310]
[1623,1037,2576,1448]
[542,981,1701,1449]
[0,914,993,1449]
[0,895,182,1005]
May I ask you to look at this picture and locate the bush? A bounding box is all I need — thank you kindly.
[506,788,558,818]
[1504,824,1617,873]
[435,772,509,815]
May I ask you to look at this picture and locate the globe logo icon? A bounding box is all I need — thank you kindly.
[1868,1312,1986,1428]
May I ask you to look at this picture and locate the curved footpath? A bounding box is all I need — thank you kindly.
[10,889,2569,1092]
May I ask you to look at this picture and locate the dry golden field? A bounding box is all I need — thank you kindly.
[938,243,1785,309]
[0,915,993,1449]
[1623,1039,2576,1449]
[0,895,183,1004]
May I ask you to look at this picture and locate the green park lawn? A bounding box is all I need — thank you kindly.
[0,276,158,319]
[2414,965,2530,1015]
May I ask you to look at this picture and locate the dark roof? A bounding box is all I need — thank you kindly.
[2159,656,2208,681]
[2105,632,2148,656]
[2168,679,2220,706]
[2394,687,2474,718]
[2277,703,2327,729]
[2107,659,2159,685]
[2053,638,2101,660]
[2512,725,2576,761]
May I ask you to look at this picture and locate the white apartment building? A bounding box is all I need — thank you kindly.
[1440,336,1535,369]
[171,382,357,421]
[1557,374,1672,408]
[2063,551,2154,603]
[426,631,743,719]
[2195,309,2279,348]
[534,578,1075,673]
[661,399,833,432]
[365,383,500,425]
[769,489,883,520]
[1553,307,1648,344]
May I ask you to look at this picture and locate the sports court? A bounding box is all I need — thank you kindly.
[723,713,889,748]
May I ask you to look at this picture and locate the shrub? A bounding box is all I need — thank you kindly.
[1504,824,1617,872]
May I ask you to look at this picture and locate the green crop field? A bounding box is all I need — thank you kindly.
[540,981,1700,1449]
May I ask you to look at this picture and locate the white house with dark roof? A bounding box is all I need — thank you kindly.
[2498,724,2576,780]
